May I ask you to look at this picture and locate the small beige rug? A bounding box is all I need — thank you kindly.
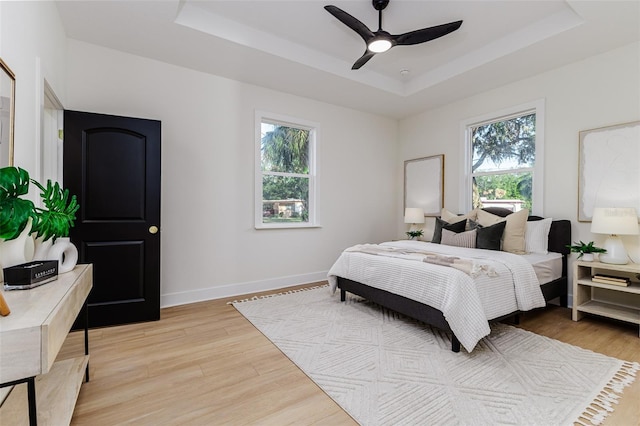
[232,286,639,426]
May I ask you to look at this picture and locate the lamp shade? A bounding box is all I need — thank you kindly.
[404,208,425,224]
[590,208,639,235]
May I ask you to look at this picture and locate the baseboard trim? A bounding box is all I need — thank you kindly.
[160,271,329,308]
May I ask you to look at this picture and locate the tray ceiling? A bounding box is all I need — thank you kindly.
[56,1,640,118]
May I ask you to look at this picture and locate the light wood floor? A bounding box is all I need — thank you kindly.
[58,283,640,425]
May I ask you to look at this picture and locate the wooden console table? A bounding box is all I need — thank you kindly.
[0,264,93,425]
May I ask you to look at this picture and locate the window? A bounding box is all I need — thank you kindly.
[255,111,317,229]
[461,100,544,215]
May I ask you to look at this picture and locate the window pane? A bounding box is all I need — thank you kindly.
[471,113,535,173]
[262,175,309,223]
[472,172,532,212]
[261,123,310,174]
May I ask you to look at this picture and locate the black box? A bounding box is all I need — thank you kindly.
[3,261,59,290]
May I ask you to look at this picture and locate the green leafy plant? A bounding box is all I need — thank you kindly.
[0,167,34,241]
[566,240,606,259]
[0,167,79,241]
[31,179,79,241]
[406,229,424,239]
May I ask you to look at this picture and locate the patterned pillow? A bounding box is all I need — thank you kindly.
[441,228,477,248]
[431,217,467,243]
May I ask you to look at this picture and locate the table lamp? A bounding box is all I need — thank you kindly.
[590,207,639,264]
[404,207,425,232]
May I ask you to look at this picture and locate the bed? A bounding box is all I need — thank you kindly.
[328,208,571,353]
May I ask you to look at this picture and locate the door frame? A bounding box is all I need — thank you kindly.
[38,76,64,186]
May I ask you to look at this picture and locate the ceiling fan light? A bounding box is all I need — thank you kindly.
[368,38,392,53]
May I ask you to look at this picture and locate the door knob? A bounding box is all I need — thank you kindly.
[149,226,159,234]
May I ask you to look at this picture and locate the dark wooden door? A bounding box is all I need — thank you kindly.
[64,110,161,327]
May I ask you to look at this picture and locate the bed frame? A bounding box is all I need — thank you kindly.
[337,208,571,353]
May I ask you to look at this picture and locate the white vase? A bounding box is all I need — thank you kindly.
[33,236,54,260]
[0,220,35,282]
[47,237,78,274]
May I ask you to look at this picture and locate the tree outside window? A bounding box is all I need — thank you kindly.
[470,112,536,212]
[256,113,317,228]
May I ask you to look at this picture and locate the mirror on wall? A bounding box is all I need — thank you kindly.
[0,58,15,167]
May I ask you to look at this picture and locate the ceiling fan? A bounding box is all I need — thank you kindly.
[324,0,463,70]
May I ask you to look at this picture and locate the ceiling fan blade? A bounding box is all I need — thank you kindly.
[352,51,377,70]
[393,20,463,46]
[324,5,374,42]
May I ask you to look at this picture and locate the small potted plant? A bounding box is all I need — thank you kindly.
[0,167,79,275]
[406,229,424,240]
[567,240,606,261]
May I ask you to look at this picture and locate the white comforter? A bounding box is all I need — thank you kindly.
[327,240,546,352]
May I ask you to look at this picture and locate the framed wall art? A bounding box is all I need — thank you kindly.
[0,58,15,168]
[578,121,640,222]
[404,154,444,217]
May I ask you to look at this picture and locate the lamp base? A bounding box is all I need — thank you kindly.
[409,223,421,232]
[598,235,629,265]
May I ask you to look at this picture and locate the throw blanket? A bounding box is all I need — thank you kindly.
[345,244,498,278]
[328,240,546,352]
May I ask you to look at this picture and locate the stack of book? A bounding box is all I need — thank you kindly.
[591,274,630,287]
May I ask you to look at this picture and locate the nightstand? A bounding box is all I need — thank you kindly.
[572,260,640,337]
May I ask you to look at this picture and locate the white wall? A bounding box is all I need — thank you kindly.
[65,40,398,307]
[0,1,67,183]
[5,1,639,309]
[399,42,640,302]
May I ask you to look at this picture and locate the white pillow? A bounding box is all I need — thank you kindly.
[441,228,477,248]
[525,218,552,254]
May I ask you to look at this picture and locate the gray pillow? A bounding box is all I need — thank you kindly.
[470,220,506,251]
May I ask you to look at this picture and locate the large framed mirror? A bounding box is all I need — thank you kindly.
[0,58,15,167]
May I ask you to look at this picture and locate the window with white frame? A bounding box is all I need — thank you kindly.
[461,100,544,215]
[255,111,317,229]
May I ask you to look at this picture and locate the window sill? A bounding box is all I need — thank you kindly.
[255,223,322,230]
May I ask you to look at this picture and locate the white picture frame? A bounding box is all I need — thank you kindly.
[404,154,444,217]
[578,121,640,222]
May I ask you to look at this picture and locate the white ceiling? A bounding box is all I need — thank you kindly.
[55,1,640,119]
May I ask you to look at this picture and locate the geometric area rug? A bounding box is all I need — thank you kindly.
[232,286,639,426]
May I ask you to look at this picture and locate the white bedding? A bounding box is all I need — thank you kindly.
[327,240,547,352]
[524,252,563,285]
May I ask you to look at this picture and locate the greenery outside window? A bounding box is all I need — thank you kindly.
[255,111,317,229]
[461,100,544,215]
